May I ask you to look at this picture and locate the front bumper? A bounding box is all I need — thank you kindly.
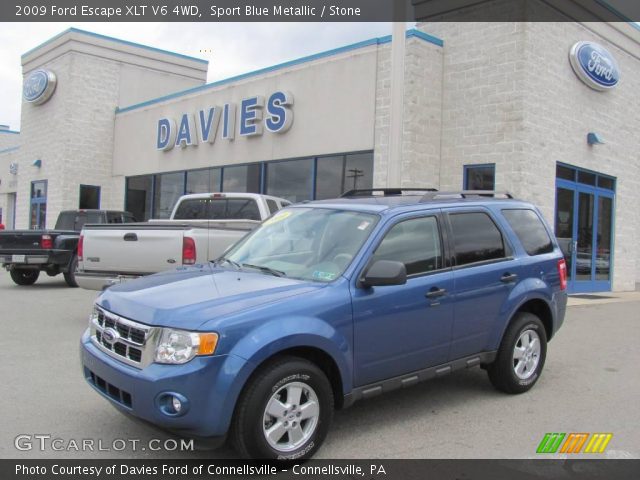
[80,329,249,438]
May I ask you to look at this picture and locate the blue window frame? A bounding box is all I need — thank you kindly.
[29,180,47,229]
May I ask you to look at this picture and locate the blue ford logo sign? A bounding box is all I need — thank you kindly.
[102,328,119,344]
[569,41,620,91]
[23,69,57,105]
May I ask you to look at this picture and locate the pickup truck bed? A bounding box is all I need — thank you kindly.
[79,220,256,275]
[0,210,136,287]
[76,193,289,290]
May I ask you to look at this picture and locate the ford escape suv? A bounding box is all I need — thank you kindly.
[80,189,568,459]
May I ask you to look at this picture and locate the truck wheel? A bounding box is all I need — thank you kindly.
[488,312,547,394]
[63,255,79,288]
[10,269,40,286]
[231,356,334,460]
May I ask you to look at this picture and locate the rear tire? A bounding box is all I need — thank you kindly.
[63,255,79,288]
[231,356,334,460]
[488,312,547,394]
[10,269,40,286]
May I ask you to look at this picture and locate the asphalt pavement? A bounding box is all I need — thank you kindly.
[0,272,638,459]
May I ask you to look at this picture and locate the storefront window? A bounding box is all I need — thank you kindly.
[126,176,153,221]
[79,185,101,209]
[315,152,373,199]
[186,168,221,194]
[124,150,373,218]
[265,158,313,202]
[153,172,185,219]
[222,164,261,193]
[464,164,495,190]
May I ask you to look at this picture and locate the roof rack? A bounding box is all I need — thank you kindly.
[420,190,514,201]
[341,188,438,198]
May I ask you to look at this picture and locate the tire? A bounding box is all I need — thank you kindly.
[63,255,79,288]
[10,269,40,286]
[488,312,547,394]
[231,356,334,460]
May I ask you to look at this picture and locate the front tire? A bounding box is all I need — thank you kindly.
[231,356,334,460]
[10,269,40,286]
[488,312,547,394]
[63,255,79,288]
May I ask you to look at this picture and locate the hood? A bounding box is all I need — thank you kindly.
[97,263,324,330]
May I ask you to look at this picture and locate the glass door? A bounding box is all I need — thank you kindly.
[555,165,615,293]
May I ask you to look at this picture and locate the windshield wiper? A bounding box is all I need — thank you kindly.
[241,263,286,277]
[214,257,242,270]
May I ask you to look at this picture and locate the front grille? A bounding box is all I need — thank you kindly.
[86,368,132,408]
[90,306,157,369]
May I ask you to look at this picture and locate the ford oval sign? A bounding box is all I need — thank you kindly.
[569,41,620,91]
[23,69,57,105]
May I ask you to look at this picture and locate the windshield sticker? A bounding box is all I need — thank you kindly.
[357,221,371,231]
[313,271,337,281]
[264,210,292,226]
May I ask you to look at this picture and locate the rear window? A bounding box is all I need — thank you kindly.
[55,211,103,231]
[106,212,138,223]
[449,212,506,266]
[173,198,261,221]
[502,209,554,256]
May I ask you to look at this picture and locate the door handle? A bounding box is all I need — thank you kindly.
[425,287,447,298]
[500,273,518,283]
[123,233,138,241]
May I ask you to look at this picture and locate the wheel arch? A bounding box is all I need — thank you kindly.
[496,296,553,348]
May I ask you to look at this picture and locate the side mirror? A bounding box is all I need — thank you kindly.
[361,260,407,288]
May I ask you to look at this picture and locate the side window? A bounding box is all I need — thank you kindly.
[449,212,506,266]
[502,209,554,255]
[266,199,280,214]
[372,216,443,276]
[123,213,137,223]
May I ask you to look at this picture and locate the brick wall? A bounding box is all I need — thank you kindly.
[420,21,640,290]
[373,36,443,188]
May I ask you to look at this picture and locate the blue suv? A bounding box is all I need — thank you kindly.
[80,189,568,459]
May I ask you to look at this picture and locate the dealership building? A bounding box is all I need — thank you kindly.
[0,16,639,293]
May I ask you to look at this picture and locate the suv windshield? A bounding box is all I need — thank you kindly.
[222,208,378,282]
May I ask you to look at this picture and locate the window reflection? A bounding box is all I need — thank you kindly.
[266,159,313,202]
[125,151,373,221]
[222,164,261,193]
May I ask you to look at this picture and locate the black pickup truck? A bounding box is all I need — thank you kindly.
[0,210,135,287]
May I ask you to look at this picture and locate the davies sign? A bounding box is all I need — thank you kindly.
[157,91,293,151]
[569,41,620,91]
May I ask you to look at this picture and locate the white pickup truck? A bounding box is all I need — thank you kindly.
[76,193,290,290]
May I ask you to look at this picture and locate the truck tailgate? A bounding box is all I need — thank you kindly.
[81,225,185,274]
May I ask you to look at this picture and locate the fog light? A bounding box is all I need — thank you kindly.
[172,396,182,413]
[156,392,189,417]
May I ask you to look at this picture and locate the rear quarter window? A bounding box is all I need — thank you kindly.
[502,209,554,256]
[266,199,279,214]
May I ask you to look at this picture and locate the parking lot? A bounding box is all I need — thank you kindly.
[1,273,639,459]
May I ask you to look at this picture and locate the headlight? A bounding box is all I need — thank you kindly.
[155,329,218,364]
[89,305,100,326]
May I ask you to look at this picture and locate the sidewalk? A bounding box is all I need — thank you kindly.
[567,290,640,307]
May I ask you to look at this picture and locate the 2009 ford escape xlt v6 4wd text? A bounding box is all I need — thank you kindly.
[80,189,568,459]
